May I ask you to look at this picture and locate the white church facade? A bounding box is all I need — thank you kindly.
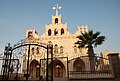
[22,4,90,80]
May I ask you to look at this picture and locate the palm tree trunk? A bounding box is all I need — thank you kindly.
[88,46,95,71]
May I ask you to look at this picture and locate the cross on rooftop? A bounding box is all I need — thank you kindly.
[52,4,62,16]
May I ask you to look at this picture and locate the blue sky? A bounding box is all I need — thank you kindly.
[0,0,120,54]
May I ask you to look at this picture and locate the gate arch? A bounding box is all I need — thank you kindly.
[2,39,53,81]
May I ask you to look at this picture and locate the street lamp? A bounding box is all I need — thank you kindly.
[46,41,53,81]
[25,44,30,81]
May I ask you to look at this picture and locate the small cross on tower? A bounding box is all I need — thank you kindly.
[52,4,62,16]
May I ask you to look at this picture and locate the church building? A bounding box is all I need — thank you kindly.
[22,4,89,81]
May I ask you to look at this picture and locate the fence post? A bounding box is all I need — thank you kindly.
[108,52,120,81]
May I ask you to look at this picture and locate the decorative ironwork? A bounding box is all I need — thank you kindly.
[0,39,54,81]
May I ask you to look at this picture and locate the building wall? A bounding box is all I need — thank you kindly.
[22,10,89,79]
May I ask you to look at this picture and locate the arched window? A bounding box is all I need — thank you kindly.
[32,48,34,54]
[74,45,77,53]
[48,29,51,36]
[54,44,58,54]
[79,47,82,53]
[55,64,63,77]
[55,18,58,24]
[61,28,64,35]
[60,46,63,54]
[73,59,85,71]
[28,31,33,37]
[36,47,39,54]
[54,29,58,35]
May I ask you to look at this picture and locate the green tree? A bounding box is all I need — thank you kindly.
[75,30,106,71]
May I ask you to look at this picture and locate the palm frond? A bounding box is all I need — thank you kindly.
[76,30,106,51]
[77,34,87,44]
[94,36,106,47]
[93,31,100,39]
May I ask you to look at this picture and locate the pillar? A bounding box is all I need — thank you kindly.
[108,52,120,81]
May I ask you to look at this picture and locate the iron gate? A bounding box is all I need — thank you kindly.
[0,39,53,81]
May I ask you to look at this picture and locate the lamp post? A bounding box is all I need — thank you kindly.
[25,44,30,81]
[50,42,53,81]
[46,41,53,81]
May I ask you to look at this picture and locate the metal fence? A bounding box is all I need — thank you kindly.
[69,56,113,81]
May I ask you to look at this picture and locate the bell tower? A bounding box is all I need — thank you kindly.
[43,4,68,37]
[52,4,62,24]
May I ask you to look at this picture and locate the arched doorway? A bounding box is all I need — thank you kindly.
[73,58,85,71]
[30,60,39,78]
[53,60,66,78]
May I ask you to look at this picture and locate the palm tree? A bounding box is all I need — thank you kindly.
[75,30,106,71]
